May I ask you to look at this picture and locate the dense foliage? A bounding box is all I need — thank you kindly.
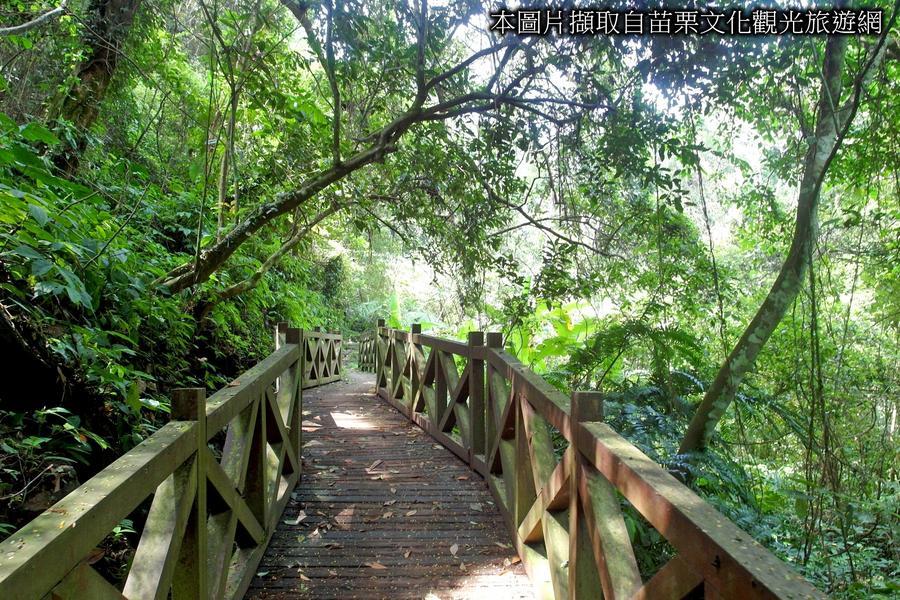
[0,0,897,596]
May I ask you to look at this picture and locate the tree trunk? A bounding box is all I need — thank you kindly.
[52,0,142,172]
[216,91,238,240]
[678,35,850,454]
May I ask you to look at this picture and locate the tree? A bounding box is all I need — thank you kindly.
[156,0,613,294]
[52,0,143,171]
[678,11,898,454]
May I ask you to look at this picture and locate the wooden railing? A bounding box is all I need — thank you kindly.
[358,331,377,372]
[301,327,342,388]
[373,320,825,599]
[0,324,341,600]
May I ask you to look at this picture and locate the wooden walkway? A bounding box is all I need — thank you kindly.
[246,371,533,599]
[0,326,825,600]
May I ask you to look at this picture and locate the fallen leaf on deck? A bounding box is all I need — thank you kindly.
[384,499,397,506]
[404,549,411,558]
[366,562,387,570]
[405,510,417,516]
[494,541,511,549]
[469,502,482,512]
[450,543,459,556]
[284,510,307,525]
[366,459,383,471]
[381,511,393,519]
[456,475,469,480]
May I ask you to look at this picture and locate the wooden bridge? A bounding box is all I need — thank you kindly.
[0,321,825,599]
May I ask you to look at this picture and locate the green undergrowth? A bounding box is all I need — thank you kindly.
[0,118,354,539]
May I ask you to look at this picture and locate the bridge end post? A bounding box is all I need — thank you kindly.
[170,387,209,599]
[275,320,289,350]
[568,391,604,599]
[286,327,303,458]
[570,390,604,424]
[484,332,503,475]
[468,331,485,470]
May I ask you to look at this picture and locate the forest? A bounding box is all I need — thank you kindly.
[0,0,897,597]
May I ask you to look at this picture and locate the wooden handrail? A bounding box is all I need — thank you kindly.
[0,326,342,600]
[373,323,825,599]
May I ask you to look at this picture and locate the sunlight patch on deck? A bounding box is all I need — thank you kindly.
[329,411,375,429]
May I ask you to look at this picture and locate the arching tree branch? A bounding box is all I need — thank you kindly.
[0,2,66,36]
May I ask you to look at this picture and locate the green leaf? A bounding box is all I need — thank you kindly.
[56,266,93,310]
[21,436,51,449]
[0,112,15,133]
[388,290,402,328]
[30,258,53,277]
[20,122,59,146]
[27,203,49,226]
[10,244,43,261]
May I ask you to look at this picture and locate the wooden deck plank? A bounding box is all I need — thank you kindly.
[246,371,533,599]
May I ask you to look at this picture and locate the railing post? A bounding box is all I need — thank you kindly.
[171,388,208,600]
[569,391,604,599]
[299,327,307,388]
[468,331,485,468]
[376,319,386,391]
[485,332,503,463]
[411,324,422,411]
[275,320,288,350]
[275,321,288,392]
[286,327,302,459]
[571,390,603,423]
